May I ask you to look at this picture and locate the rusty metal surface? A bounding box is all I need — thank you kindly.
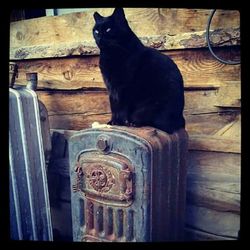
[69,126,188,242]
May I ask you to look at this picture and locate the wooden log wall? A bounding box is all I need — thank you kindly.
[10,8,241,241]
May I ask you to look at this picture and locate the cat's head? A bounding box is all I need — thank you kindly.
[93,8,130,49]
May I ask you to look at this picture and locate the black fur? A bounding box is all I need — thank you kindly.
[93,8,185,134]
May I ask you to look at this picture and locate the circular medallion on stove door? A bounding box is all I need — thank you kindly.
[86,164,115,192]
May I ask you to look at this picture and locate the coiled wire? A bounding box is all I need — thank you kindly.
[206,9,240,65]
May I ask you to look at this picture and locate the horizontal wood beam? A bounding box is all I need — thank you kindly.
[10,8,240,60]
[188,134,240,153]
[184,226,237,240]
[186,180,240,214]
[10,28,240,60]
[36,89,240,135]
[185,205,240,238]
[13,47,240,90]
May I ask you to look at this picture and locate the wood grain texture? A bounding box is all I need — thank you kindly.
[37,90,223,116]
[186,181,240,214]
[45,112,239,137]
[36,89,240,135]
[10,28,240,59]
[214,114,241,137]
[184,227,237,240]
[188,134,240,153]
[37,90,110,115]
[187,151,240,177]
[10,9,240,47]
[10,8,240,59]
[186,151,240,215]
[185,205,240,238]
[215,81,241,108]
[13,47,240,90]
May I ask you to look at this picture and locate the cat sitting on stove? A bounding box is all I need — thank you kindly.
[92,8,185,134]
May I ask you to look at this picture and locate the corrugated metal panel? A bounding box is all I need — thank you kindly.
[69,126,188,242]
[9,87,53,241]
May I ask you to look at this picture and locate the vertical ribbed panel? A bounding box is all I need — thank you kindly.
[107,207,113,236]
[94,205,104,234]
[86,201,94,230]
[9,88,53,241]
[79,199,85,227]
[116,209,124,238]
[126,210,134,241]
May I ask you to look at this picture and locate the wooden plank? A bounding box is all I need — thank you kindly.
[185,111,239,135]
[15,57,104,90]
[10,8,240,59]
[13,47,240,90]
[185,205,240,238]
[37,90,221,116]
[10,9,240,47]
[214,114,241,137]
[14,57,103,90]
[48,113,110,131]
[215,81,241,108]
[188,134,241,153]
[186,181,240,214]
[184,227,237,241]
[168,48,240,90]
[37,90,110,116]
[187,150,241,177]
[10,28,240,60]
[46,112,238,135]
[36,89,240,133]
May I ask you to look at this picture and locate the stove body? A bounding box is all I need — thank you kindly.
[69,126,188,242]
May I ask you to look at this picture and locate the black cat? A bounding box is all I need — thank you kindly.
[93,8,185,134]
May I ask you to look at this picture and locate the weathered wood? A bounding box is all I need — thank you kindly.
[186,181,240,214]
[48,113,110,131]
[185,111,239,135]
[13,47,240,90]
[215,81,241,108]
[10,28,240,60]
[185,205,240,238]
[188,134,240,153]
[188,150,241,177]
[184,227,237,241]
[168,48,240,89]
[187,183,240,214]
[46,112,238,135]
[37,90,220,116]
[36,89,239,134]
[10,8,240,59]
[10,9,240,47]
[214,114,241,137]
[37,90,110,116]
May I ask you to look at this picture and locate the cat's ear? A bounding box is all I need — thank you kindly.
[93,12,103,22]
[112,8,126,23]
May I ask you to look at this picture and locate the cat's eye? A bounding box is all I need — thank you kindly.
[94,30,99,34]
[106,28,111,33]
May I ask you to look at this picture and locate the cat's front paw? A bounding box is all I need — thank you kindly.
[128,122,139,127]
[107,119,122,125]
[124,120,137,127]
[107,119,115,125]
